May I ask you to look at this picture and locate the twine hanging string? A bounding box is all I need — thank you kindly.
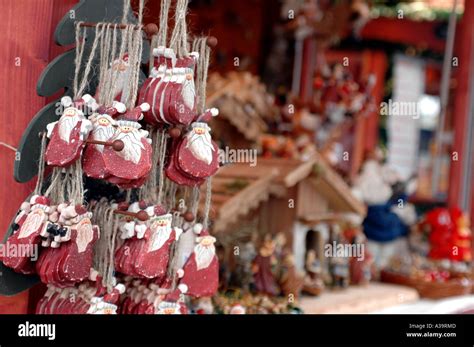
[202,177,212,229]
[148,0,171,73]
[73,21,87,98]
[97,23,114,105]
[76,23,106,99]
[103,24,130,106]
[121,0,131,24]
[157,132,169,204]
[139,127,160,201]
[192,36,211,114]
[157,0,172,47]
[124,24,144,109]
[33,133,47,196]
[92,199,119,292]
[169,0,189,58]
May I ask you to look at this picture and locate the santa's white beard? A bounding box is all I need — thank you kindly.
[194,244,215,270]
[115,130,145,164]
[186,132,214,165]
[58,115,82,143]
[149,225,172,252]
[113,69,131,103]
[181,79,195,109]
[91,125,115,152]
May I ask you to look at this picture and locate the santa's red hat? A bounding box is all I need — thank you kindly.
[138,200,149,210]
[75,205,88,216]
[30,195,50,206]
[193,223,204,235]
[153,204,167,217]
[117,201,130,211]
[97,101,126,118]
[119,103,150,122]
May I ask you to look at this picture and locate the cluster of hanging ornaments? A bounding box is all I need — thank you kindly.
[2,0,220,314]
[37,271,125,314]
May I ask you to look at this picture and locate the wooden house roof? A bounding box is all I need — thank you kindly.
[203,151,366,234]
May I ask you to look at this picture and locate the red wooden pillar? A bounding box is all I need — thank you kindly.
[448,1,474,224]
[0,0,75,313]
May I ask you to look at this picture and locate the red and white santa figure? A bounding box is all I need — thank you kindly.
[181,121,219,170]
[2,195,52,273]
[166,120,220,186]
[135,205,183,279]
[82,101,126,179]
[37,204,99,284]
[45,94,97,167]
[168,225,219,299]
[103,103,152,181]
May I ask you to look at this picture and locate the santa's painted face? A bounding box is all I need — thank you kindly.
[149,214,172,252]
[58,107,83,143]
[112,58,129,72]
[64,107,78,117]
[98,117,112,126]
[120,125,134,133]
[113,123,145,164]
[151,215,172,228]
[195,236,216,270]
[157,302,180,314]
[186,124,215,165]
[200,236,215,247]
[91,115,115,150]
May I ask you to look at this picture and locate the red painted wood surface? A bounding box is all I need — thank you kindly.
[361,17,447,53]
[0,0,75,314]
[448,1,474,226]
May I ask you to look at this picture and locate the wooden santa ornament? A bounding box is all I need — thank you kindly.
[45,95,97,167]
[1,195,52,274]
[82,102,126,179]
[102,103,152,182]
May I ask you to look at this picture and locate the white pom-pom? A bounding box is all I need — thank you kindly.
[89,269,99,281]
[113,101,126,114]
[61,96,73,107]
[140,102,150,112]
[29,195,40,205]
[81,94,95,104]
[178,284,188,294]
[114,283,126,294]
[193,223,203,235]
[210,108,219,117]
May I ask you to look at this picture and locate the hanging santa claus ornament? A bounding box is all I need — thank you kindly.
[166,225,218,300]
[35,204,100,286]
[100,53,132,104]
[166,113,219,186]
[139,45,199,127]
[115,202,182,279]
[1,195,52,274]
[102,103,152,183]
[134,206,182,280]
[36,271,125,314]
[82,101,126,179]
[45,94,98,167]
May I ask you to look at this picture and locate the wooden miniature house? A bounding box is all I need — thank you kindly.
[200,150,366,272]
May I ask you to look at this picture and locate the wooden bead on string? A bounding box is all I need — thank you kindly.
[183,211,195,222]
[168,127,181,138]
